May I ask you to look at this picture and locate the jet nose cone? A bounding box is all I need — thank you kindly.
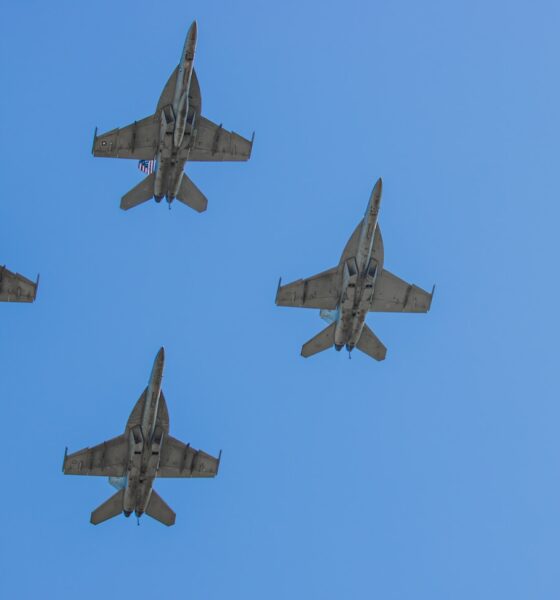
[373,177,382,195]
[155,347,165,366]
[188,20,198,40]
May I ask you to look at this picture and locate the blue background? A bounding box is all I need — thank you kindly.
[2,1,559,598]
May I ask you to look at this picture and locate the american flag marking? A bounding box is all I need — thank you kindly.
[138,159,156,175]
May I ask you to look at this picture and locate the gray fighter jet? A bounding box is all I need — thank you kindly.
[276,178,434,360]
[92,21,254,212]
[0,266,38,302]
[63,348,220,526]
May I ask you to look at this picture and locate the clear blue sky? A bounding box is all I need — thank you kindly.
[2,1,559,598]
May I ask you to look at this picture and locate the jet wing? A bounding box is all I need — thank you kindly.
[189,116,253,161]
[63,435,128,477]
[276,267,340,310]
[157,435,220,478]
[0,266,38,302]
[370,269,434,313]
[92,115,159,160]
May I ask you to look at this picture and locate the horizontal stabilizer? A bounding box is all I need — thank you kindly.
[356,325,387,361]
[90,489,124,525]
[301,322,336,358]
[120,173,155,210]
[146,490,176,526]
[176,174,208,213]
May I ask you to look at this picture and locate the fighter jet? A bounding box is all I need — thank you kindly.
[275,178,434,360]
[92,21,254,212]
[63,348,220,526]
[0,266,38,302]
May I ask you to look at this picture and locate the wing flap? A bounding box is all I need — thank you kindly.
[189,116,253,162]
[370,269,433,313]
[93,115,158,160]
[276,267,340,310]
[63,434,128,477]
[0,267,38,302]
[158,435,219,478]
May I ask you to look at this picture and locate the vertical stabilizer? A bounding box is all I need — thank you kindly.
[145,490,176,526]
[120,173,156,210]
[356,325,387,361]
[90,489,125,525]
[176,174,208,213]
[301,322,336,358]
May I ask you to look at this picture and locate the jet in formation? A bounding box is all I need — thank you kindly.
[63,348,220,526]
[0,266,38,302]
[92,21,254,212]
[276,178,434,360]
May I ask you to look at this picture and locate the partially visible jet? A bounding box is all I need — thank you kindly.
[276,178,434,360]
[92,21,254,212]
[0,266,38,302]
[63,348,220,526]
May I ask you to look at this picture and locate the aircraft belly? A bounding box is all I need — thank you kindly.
[135,478,155,515]
[349,313,367,346]
[153,157,186,199]
[336,268,375,347]
[123,478,137,513]
[137,486,154,515]
[336,307,367,348]
[334,307,352,346]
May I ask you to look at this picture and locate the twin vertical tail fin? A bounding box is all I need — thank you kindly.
[89,488,176,526]
[301,322,336,357]
[119,172,208,213]
[300,322,387,361]
[90,489,125,525]
[355,325,387,361]
[145,490,176,526]
[176,174,208,213]
[120,173,156,210]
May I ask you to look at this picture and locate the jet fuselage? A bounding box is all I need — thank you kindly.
[334,178,383,352]
[154,21,199,204]
[123,347,165,518]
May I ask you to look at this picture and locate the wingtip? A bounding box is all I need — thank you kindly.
[34,273,40,300]
[429,284,436,310]
[217,450,223,475]
[300,345,311,359]
[248,131,255,159]
[62,446,68,472]
[275,277,282,304]
[91,126,98,155]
